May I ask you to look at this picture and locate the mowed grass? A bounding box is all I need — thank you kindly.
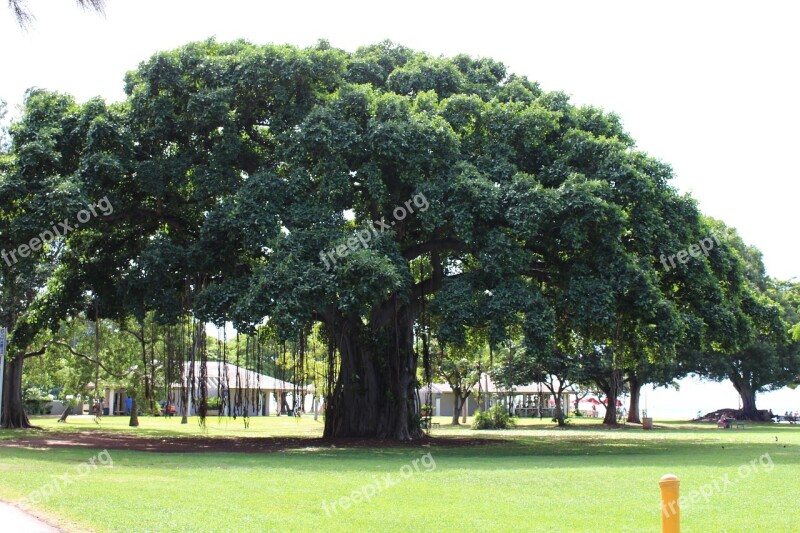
[0,415,798,532]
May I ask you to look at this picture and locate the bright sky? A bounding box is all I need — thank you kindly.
[2,1,799,414]
[2,1,798,280]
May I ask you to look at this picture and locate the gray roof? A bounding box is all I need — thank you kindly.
[174,362,298,391]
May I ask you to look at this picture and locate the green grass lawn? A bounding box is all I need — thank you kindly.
[1,415,798,532]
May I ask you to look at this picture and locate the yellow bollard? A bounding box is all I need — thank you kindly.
[659,474,680,533]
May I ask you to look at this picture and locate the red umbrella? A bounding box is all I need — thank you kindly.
[584,397,602,405]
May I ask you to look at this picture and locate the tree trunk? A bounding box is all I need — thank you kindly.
[451,393,469,426]
[129,398,139,427]
[1,356,36,429]
[627,375,642,424]
[598,369,622,425]
[553,393,566,427]
[451,394,461,425]
[57,401,74,423]
[280,392,289,414]
[180,377,189,424]
[731,379,758,419]
[324,311,422,440]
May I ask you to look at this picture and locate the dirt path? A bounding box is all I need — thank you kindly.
[1,431,497,453]
[0,501,61,532]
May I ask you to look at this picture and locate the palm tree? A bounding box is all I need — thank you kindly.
[8,0,105,28]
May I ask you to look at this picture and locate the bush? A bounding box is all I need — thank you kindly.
[206,397,222,411]
[23,386,53,415]
[472,404,516,430]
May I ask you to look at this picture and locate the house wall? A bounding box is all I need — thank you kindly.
[418,392,480,417]
[167,387,313,417]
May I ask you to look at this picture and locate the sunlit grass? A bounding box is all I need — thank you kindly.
[0,415,798,532]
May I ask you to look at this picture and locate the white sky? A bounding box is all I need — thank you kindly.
[2,0,798,282]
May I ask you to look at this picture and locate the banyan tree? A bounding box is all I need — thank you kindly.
[6,39,754,438]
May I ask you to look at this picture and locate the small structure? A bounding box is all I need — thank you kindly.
[81,382,128,416]
[173,362,302,417]
[83,363,305,417]
[418,373,575,418]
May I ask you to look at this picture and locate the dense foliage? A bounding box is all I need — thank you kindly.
[2,39,798,435]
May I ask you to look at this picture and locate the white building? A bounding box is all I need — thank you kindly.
[418,373,576,419]
[174,362,306,416]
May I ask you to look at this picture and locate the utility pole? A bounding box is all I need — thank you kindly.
[0,327,7,427]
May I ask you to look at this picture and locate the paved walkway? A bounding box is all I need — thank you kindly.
[0,501,60,532]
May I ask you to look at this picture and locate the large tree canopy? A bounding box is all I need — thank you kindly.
[7,39,794,437]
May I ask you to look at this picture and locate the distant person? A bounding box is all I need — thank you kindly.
[125,396,133,415]
[591,404,597,417]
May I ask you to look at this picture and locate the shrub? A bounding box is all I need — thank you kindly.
[23,386,53,415]
[472,403,516,430]
[206,397,222,411]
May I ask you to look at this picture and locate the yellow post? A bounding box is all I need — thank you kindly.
[659,474,680,533]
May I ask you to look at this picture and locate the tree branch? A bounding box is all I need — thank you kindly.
[22,346,48,360]
[402,238,465,261]
[51,341,135,380]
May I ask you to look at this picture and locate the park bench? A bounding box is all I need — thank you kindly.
[735,421,745,429]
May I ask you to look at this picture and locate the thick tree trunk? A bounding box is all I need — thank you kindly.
[324,311,422,440]
[129,398,139,427]
[1,356,36,429]
[627,375,642,424]
[731,379,758,419]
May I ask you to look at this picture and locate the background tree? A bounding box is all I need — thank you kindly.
[1,90,130,428]
[430,331,484,426]
[691,225,800,419]
[0,99,9,150]
[23,318,97,421]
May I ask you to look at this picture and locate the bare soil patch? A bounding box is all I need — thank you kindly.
[0,431,498,453]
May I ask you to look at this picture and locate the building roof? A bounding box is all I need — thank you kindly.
[174,362,298,392]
